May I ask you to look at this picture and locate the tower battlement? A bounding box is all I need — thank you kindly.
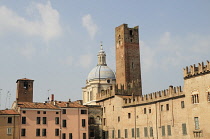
[183,61,210,79]
[115,79,141,96]
[122,85,183,107]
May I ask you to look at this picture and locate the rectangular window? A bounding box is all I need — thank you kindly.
[192,94,199,104]
[43,117,47,124]
[103,118,106,126]
[128,113,131,119]
[21,129,26,136]
[89,117,94,124]
[36,129,40,136]
[90,130,94,137]
[43,111,46,114]
[166,104,169,111]
[118,130,121,138]
[149,108,151,113]
[42,129,46,136]
[124,129,128,138]
[144,127,148,137]
[136,128,140,137]
[144,108,146,114]
[62,109,66,114]
[162,126,165,136]
[55,117,59,124]
[37,111,40,114]
[194,117,199,130]
[161,105,164,111]
[22,117,26,124]
[112,130,114,138]
[36,117,41,124]
[63,119,67,127]
[8,117,12,123]
[62,133,66,139]
[81,110,87,114]
[118,116,120,122]
[69,133,73,139]
[181,101,185,108]
[82,119,86,127]
[207,92,210,101]
[132,128,134,137]
[83,133,86,139]
[182,123,187,135]
[104,107,106,113]
[167,125,171,136]
[55,129,59,136]
[7,128,12,135]
[150,127,153,137]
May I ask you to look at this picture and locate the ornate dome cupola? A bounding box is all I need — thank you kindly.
[82,42,116,105]
[87,43,115,82]
[97,44,107,66]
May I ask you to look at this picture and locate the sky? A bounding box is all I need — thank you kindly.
[0,0,210,109]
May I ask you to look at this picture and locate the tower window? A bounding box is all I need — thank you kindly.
[132,62,134,69]
[107,79,110,83]
[23,82,28,89]
[129,30,133,36]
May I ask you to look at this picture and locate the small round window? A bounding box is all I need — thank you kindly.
[107,79,110,83]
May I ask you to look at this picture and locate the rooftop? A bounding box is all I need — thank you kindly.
[55,101,87,108]
[18,102,59,109]
[0,109,19,115]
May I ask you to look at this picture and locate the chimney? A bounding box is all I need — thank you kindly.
[68,99,71,102]
[50,94,54,101]
[66,102,69,107]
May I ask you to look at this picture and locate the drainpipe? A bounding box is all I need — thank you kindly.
[78,108,80,139]
[60,109,61,139]
[155,102,159,139]
[13,115,15,139]
[135,106,136,139]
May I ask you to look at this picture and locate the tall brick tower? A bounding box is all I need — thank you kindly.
[16,78,34,102]
[115,24,142,95]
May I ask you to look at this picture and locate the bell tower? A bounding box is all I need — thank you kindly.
[16,78,34,102]
[115,24,142,95]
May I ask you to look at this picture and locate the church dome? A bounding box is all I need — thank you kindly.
[87,65,116,81]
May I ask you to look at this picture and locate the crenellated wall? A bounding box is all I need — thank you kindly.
[122,85,184,106]
[115,79,141,96]
[183,61,210,79]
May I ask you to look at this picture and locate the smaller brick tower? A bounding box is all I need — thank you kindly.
[115,24,142,95]
[16,78,34,102]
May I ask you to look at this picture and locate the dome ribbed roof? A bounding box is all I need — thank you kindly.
[87,65,115,81]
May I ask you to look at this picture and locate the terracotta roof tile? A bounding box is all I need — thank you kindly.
[56,101,86,108]
[18,102,59,109]
[0,109,19,115]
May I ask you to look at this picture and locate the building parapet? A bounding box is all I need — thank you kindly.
[123,85,183,106]
[183,61,210,79]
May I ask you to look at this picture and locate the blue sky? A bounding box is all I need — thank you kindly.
[0,0,210,109]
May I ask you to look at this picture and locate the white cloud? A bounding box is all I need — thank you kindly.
[19,45,36,59]
[78,54,92,68]
[82,14,98,39]
[0,1,62,41]
[141,32,210,72]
